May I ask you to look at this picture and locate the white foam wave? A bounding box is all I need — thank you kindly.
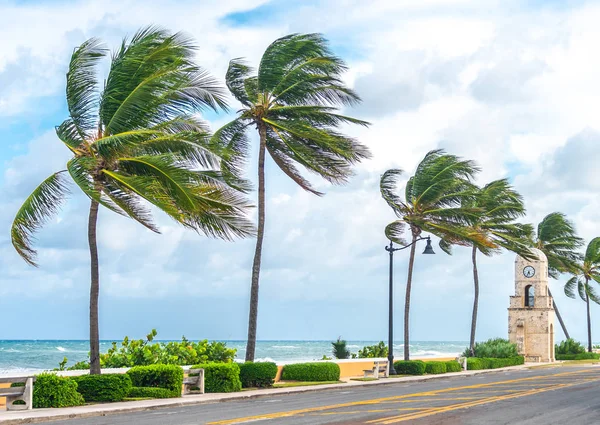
[271,345,298,349]
[412,350,460,357]
[56,346,66,352]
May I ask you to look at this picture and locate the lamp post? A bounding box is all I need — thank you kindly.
[385,236,435,375]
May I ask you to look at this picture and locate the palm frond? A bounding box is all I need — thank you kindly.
[439,238,453,255]
[584,237,600,264]
[384,221,408,246]
[225,58,255,106]
[536,212,584,277]
[258,33,360,106]
[11,172,70,266]
[100,27,226,136]
[66,37,107,138]
[379,169,406,215]
[564,276,578,299]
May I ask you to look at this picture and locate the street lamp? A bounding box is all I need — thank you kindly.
[385,236,435,375]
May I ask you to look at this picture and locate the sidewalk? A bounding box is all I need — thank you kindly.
[0,363,553,424]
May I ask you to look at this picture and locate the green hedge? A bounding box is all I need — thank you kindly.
[393,360,426,375]
[126,364,183,396]
[31,373,85,408]
[556,353,600,360]
[128,386,177,399]
[281,362,340,382]
[468,356,524,370]
[445,361,462,373]
[425,362,447,374]
[467,358,483,370]
[239,362,278,388]
[192,363,242,393]
[72,374,132,402]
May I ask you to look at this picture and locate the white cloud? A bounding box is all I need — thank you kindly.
[2,0,600,341]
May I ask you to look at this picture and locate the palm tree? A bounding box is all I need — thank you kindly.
[531,212,584,339]
[564,237,600,352]
[380,150,490,361]
[212,33,370,361]
[11,27,254,374]
[438,179,533,356]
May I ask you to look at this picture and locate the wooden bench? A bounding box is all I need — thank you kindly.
[363,360,389,378]
[183,368,205,395]
[0,377,34,411]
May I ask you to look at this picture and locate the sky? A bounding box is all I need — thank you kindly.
[0,0,599,345]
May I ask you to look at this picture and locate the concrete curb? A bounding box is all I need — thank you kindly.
[0,363,551,424]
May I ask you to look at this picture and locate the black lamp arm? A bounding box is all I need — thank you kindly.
[385,236,430,252]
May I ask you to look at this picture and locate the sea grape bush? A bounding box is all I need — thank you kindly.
[358,342,388,358]
[60,330,236,369]
[462,338,518,358]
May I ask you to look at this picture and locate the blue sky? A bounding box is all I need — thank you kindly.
[1,0,600,347]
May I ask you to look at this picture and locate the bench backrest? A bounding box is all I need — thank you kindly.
[0,377,36,384]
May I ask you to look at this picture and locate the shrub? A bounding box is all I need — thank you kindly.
[468,356,524,370]
[128,387,177,399]
[556,352,600,360]
[425,362,447,374]
[100,330,236,368]
[445,361,462,373]
[332,337,350,359]
[72,374,132,402]
[467,358,483,370]
[192,363,241,393]
[281,362,340,382]
[126,364,184,396]
[68,361,90,371]
[393,360,426,375]
[555,339,586,355]
[358,342,388,358]
[31,373,85,408]
[239,362,278,388]
[464,338,519,358]
[59,330,237,370]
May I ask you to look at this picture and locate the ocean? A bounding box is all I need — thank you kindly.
[0,340,467,374]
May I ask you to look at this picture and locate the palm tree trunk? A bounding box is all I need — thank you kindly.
[586,278,592,353]
[469,246,479,357]
[88,199,101,375]
[548,288,570,339]
[245,121,267,362]
[404,233,418,361]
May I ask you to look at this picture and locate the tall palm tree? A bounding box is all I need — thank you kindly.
[531,212,584,339]
[565,237,600,352]
[212,33,370,361]
[439,179,533,356]
[380,150,490,361]
[11,27,254,374]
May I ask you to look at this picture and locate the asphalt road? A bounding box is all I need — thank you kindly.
[48,365,600,425]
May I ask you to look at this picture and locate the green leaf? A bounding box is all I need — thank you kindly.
[66,37,107,138]
[11,172,70,266]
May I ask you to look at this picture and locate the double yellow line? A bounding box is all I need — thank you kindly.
[207,369,600,425]
[367,378,600,424]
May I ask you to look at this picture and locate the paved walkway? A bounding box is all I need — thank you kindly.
[0,363,552,424]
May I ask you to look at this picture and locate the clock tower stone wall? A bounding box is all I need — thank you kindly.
[508,248,555,362]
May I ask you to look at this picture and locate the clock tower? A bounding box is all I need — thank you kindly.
[508,248,555,362]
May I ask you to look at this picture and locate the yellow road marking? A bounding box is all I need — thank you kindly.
[207,370,600,425]
[367,378,600,424]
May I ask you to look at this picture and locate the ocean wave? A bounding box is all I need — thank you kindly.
[271,345,298,349]
[412,350,460,357]
[56,347,67,352]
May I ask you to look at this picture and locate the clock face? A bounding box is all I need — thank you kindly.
[523,266,535,278]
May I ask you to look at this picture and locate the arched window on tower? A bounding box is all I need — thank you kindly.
[525,285,534,307]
